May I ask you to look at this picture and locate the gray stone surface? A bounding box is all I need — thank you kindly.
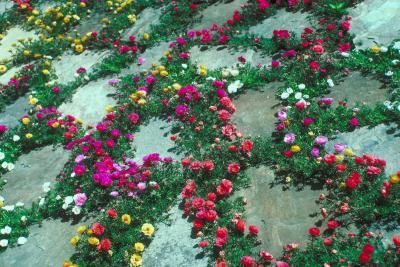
[0,95,30,128]
[232,82,283,137]
[349,0,400,49]
[53,50,109,85]
[0,27,37,62]
[121,42,170,75]
[248,9,311,38]
[122,8,162,39]
[328,124,400,175]
[0,65,24,85]
[142,203,208,267]
[0,219,85,267]
[1,145,70,205]
[189,46,270,70]
[58,77,117,126]
[327,72,386,107]
[236,166,320,255]
[132,118,177,163]
[75,13,104,35]
[192,0,247,29]
[0,1,13,14]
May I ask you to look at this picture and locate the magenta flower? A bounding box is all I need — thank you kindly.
[283,133,296,144]
[334,143,346,153]
[315,136,328,146]
[73,193,87,206]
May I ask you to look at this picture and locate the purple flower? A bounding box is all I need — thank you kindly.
[108,78,120,86]
[175,105,188,117]
[311,147,320,158]
[315,135,328,146]
[277,111,287,121]
[110,191,119,197]
[143,153,161,166]
[74,154,85,163]
[283,133,296,144]
[73,193,87,206]
[334,143,346,153]
[137,182,147,190]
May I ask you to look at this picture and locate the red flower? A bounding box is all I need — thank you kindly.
[359,252,371,264]
[323,238,333,246]
[241,140,254,153]
[283,150,293,158]
[323,154,336,165]
[236,220,246,232]
[107,209,118,219]
[190,161,203,172]
[216,179,233,196]
[181,158,191,167]
[249,225,259,235]
[199,240,209,248]
[215,227,228,247]
[91,222,105,236]
[362,243,375,254]
[327,220,340,230]
[308,227,320,237]
[192,197,205,209]
[312,45,324,54]
[309,61,319,71]
[393,236,400,247]
[367,166,381,176]
[228,163,240,174]
[229,145,238,152]
[241,256,255,267]
[193,219,204,230]
[218,109,231,122]
[208,192,217,202]
[97,238,112,251]
[349,117,359,127]
[336,164,346,173]
[203,160,215,171]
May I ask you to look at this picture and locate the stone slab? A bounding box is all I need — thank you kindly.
[231,82,283,137]
[0,1,13,14]
[58,77,117,126]
[0,95,30,128]
[122,8,162,39]
[248,9,311,38]
[1,145,70,206]
[349,0,400,49]
[0,27,37,62]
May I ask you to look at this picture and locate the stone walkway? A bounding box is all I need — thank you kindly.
[122,8,162,39]
[0,95,30,128]
[0,27,37,62]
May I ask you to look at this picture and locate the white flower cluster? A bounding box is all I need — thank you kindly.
[62,195,81,215]
[383,100,400,112]
[281,84,310,101]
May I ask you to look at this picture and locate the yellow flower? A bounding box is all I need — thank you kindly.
[160,70,168,77]
[80,2,86,7]
[137,99,147,105]
[42,69,50,75]
[29,97,39,105]
[308,131,314,136]
[0,200,4,208]
[290,145,301,153]
[70,235,80,246]
[344,148,353,157]
[23,50,31,56]
[88,237,99,246]
[77,225,87,234]
[134,242,144,252]
[63,260,78,267]
[25,133,33,139]
[172,83,181,91]
[128,14,136,23]
[105,105,113,113]
[390,174,400,184]
[51,122,60,128]
[0,65,7,74]
[335,155,344,162]
[87,229,93,235]
[143,32,149,40]
[141,223,155,236]
[22,117,30,125]
[122,214,132,225]
[339,182,346,189]
[130,254,142,267]
[370,45,380,54]
[157,65,165,71]
[136,90,147,97]
[75,44,84,53]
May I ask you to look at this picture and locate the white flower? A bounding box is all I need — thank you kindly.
[298,84,306,90]
[392,59,400,65]
[393,41,400,50]
[64,196,74,205]
[181,64,188,69]
[280,92,290,99]
[327,79,334,87]
[398,104,400,112]
[1,162,7,169]
[42,182,51,193]
[7,163,14,171]
[21,216,27,222]
[2,205,15,211]
[0,152,5,161]
[15,202,24,207]
[221,69,230,78]
[70,172,76,178]
[380,46,388,53]
[227,80,243,94]
[13,135,20,142]
[286,87,294,94]
[17,237,27,245]
[303,94,310,99]
[0,239,8,247]
[0,195,4,202]
[55,195,62,200]
[84,75,90,81]
[385,70,394,76]
[205,76,216,81]
[230,69,239,77]
[62,203,69,210]
[38,198,45,206]
[341,52,350,57]
[294,92,302,99]
[72,206,81,215]
[1,226,12,235]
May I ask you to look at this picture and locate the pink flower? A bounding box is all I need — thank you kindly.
[73,193,87,206]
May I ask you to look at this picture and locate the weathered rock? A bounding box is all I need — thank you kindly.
[0,1,13,14]
[121,42,170,75]
[132,118,177,163]
[231,82,283,137]
[189,46,270,70]
[122,8,162,39]
[142,203,208,267]
[236,166,320,255]
[349,0,400,49]
[192,0,246,29]
[327,72,386,107]
[0,65,24,84]
[248,9,311,38]
[0,27,37,62]
[53,50,109,85]
[58,77,116,126]
[1,145,70,206]
[0,95,30,128]
[328,123,400,174]
[0,218,87,267]
[74,13,104,35]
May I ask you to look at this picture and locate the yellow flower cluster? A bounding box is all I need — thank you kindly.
[130,242,145,267]
[130,90,147,106]
[107,0,134,14]
[122,214,132,225]
[197,65,207,77]
[151,65,168,77]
